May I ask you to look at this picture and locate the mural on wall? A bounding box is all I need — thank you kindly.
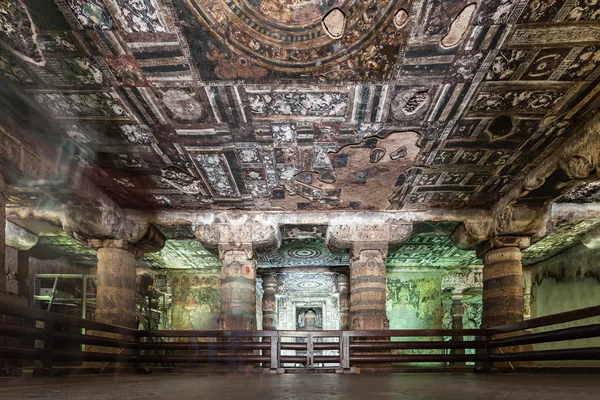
[169,273,221,330]
[386,272,444,331]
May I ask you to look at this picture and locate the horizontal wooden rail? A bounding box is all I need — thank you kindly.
[490,324,600,348]
[487,305,600,335]
[139,342,270,351]
[489,348,600,362]
[350,354,485,363]
[0,302,137,337]
[350,341,486,350]
[2,301,600,373]
[345,329,485,338]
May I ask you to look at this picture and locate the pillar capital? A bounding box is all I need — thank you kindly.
[5,221,38,250]
[451,205,546,250]
[326,221,412,256]
[476,235,531,259]
[262,273,279,292]
[195,218,280,258]
[62,204,165,257]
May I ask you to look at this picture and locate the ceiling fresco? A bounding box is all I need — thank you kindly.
[0,0,597,213]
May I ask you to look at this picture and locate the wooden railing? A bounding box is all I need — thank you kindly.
[1,301,599,374]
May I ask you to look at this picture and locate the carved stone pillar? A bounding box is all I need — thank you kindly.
[89,240,140,329]
[349,246,389,330]
[262,274,278,331]
[0,173,5,292]
[327,222,412,331]
[63,206,166,329]
[219,248,257,330]
[476,237,529,328]
[327,222,411,371]
[522,267,533,320]
[196,218,280,331]
[450,293,465,361]
[336,273,350,330]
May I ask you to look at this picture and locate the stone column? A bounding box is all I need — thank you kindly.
[219,248,257,330]
[522,267,532,320]
[336,273,350,330]
[476,237,529,328]
[0,173,5,292]
[90,240,140,329]
[196,219,280,331]
[327,223,412,331]
[262,273,278,331]
[349,246,389,330]
[327,222,411,371]
[450,292,465,362]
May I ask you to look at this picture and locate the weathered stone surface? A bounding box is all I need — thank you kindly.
[219,250,257,330]
[326,222,412,254]
[5,221,38,250]
[322,8,345,39]
[581,224,600,249]
[261,273,278,331]
[349,248,388,330]
[481,246,524,328]
[95,244,138,328]
[195,216,280,257]
[336,273,350,330]
[440,4,476,49]
[0,174,5,292]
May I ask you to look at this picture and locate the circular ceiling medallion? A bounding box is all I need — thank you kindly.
[287,246,323,259]
[183,0,403,79]
[296,280,323,289]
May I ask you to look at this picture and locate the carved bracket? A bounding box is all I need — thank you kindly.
[194,215,281,258]
[62,204,165,256]
[326,221,412,256]
[451,205,548,250]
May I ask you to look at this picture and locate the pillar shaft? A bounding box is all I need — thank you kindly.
[349,248,388,330]
[0,174,5,292]
[482,246,524,328]
[261,274,278,331]
[95,246,138,329]
[451,294,465,361]
[451,296,464,330]
[219,250,257,330]
[337,273,350,330]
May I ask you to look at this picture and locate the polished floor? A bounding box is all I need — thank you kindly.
[0,373,598,399]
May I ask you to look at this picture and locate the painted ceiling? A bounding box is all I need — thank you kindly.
[0,0,598,213]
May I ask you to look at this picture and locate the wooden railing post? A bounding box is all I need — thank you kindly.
[269,333,280,373]
[342,332,350,370]
[42,320,55,372]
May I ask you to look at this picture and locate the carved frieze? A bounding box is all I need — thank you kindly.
[326,221,413,255]
[195,216,281,257]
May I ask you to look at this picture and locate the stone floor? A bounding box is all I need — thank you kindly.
[0,373,598,399]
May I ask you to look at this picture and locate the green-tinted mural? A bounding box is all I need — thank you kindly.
[169,273,221,330]
[386,271,444,330]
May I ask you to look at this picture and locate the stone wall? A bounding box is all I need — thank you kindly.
[169,273,221,330]
[530,243,600,366]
